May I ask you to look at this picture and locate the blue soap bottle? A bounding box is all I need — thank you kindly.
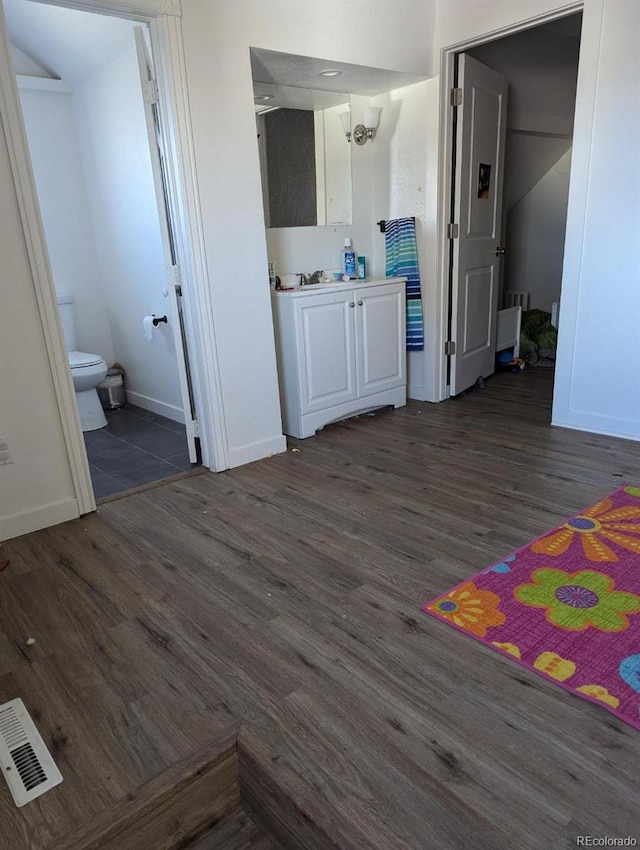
[342,237,357,279]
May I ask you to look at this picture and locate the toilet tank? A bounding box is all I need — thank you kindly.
[56,293,77,352]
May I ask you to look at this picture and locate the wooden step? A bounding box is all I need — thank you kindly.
[238,725,347,850]
[187,812,279,849]
[53,727,241,850]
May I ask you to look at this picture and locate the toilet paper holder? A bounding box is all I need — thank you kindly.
[152,315,168,326]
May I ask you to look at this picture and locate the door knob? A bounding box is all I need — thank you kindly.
[357,300,363,306]
[349,302,355,307]
[495,247,506,256]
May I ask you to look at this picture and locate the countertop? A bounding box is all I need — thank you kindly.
[271,276,406,297]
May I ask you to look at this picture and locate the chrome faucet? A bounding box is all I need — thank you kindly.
[295,270,324,286]
[296,270,324,286]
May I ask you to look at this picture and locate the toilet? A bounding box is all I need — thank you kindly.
[57,294,108,431]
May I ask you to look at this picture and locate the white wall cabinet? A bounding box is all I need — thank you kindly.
[271,277,406,438]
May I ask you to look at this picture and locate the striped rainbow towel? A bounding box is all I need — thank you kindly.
[384,217,424,351]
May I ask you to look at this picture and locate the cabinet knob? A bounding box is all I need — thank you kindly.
[349,302,355,307]
[357,300,363,306]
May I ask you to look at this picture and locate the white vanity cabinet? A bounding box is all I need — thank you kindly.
[271,277,406,438]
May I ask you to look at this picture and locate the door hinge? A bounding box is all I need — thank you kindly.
[143,79,159,105]
[171,264,182,295]
[447,222,459,239]
[450,87,462,107]
[445,340,456,356]
[187,418,199,439]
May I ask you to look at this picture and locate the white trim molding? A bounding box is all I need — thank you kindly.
[434,1,584,403]
[0,0,230,527]
[16,75,73,93]
[0,498,79,543]
[125,391,185,424]
[33,0,181,19]
[552,413,640,443]
[150,14,230,470]
[227,435,288,470]
[0,2,95,514]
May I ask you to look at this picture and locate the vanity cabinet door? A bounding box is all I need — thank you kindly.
[294,291,357,415]
[355,283,406,399]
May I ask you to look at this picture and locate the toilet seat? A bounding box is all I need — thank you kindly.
[69,350,104,369]
[67,352,108,431]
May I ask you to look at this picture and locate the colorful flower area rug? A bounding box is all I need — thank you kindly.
[421,486,640,730]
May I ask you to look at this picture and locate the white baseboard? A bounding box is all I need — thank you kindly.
[552,415,640,443]
[407,382,427,401]
[0,498,79,543]
[125,391,185,424]
[227,434,287,469]
[407,383,441,403]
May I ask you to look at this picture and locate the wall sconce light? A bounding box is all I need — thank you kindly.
[352,106,382,146]
[339,107,382,145]
[339,110,352,143]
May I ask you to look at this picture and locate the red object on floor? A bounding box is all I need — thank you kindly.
[0,560,9,571]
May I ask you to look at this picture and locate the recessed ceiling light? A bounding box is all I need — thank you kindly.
[254,94,273,102]
[319,69,343,77]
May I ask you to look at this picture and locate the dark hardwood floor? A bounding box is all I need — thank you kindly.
[1,369,639,849]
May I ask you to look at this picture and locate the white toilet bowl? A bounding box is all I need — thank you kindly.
[56,295,109,432]
[69,351,108,431]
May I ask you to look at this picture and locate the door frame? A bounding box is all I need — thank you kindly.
[434,0,584,402]
[0,0,229,515]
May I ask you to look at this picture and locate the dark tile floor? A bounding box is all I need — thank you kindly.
[84,404,198,499]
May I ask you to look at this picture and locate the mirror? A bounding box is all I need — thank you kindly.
[250,47,427,229]
[254,81,352,228]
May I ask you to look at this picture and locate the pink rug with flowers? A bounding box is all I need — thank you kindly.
[421,486,640,730]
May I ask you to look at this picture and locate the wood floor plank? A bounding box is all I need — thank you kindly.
[55,730,241,850]
[187,812,278,849]
[1,370,639,849]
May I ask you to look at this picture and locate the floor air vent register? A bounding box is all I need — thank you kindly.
[0,698,63,806]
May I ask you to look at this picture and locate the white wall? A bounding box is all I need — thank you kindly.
[10,43,50,77]
[502,134,571,214]
[0,119,78,539]
[552,0,640,439]
[19,86,115,364]
[4,0,638,541]
[402,0,586,403]
[467,22,578,212]
[180,0,435,462]
[434,0,581,50]
[73,46,185,421]
[0,0,435,537]
[432,0,640,441]
[369,79,441,401]
[505,147,572,311]
[468,22,580,137]
[467,21,578,307]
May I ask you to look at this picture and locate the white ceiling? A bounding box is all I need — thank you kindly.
[4,3,426,103]
[3,0,137,87]
[254,82,349,113]
[250,47,427,111]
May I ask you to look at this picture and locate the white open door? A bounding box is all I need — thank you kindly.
[450,54,508,396]
[134,26,199,462]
